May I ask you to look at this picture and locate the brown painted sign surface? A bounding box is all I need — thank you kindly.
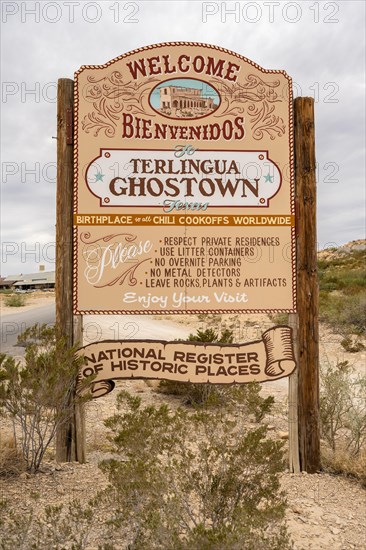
[74,42,295,314]
[77,326,296,398]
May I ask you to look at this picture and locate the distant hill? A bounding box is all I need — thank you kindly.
[318,239,366,261]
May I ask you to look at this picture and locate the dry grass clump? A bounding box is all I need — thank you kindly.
[321,446,366,487]
[0,432,25,477]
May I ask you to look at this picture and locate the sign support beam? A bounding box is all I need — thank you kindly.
[288,312,300,473]
[294,97,320,473]
[55,78,86,463]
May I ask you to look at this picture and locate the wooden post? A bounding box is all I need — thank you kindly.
[73,315,86,463]
[294,97,320,473]
[55,78,85,463]
[288,313,300,473]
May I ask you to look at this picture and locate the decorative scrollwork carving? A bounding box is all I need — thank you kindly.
[212,74,286,140]
[81,71,160,137]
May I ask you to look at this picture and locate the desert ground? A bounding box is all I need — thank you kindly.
[1,290,365,549]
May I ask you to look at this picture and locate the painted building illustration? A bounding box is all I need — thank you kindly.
[159,85,216,116]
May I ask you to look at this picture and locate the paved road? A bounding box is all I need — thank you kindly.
[0,305,191,356]
[0,303,56,355]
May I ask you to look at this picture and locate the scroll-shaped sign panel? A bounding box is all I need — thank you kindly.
[74,43,295,314]
[76,326,297,399]
[86,150,282,208]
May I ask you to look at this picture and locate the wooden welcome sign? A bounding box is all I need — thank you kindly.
[73,42,295,314]
[56,42,319,472]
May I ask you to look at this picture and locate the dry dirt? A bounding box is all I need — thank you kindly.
[0,290,55,315]
[1,301,365,549]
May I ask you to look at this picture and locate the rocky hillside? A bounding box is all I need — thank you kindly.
[318,239,366,261]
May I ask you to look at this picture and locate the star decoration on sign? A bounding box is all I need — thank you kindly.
[263,173,274,183]
[95,171,105,182]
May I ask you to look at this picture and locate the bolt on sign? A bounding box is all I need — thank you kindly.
[73,42,295,314]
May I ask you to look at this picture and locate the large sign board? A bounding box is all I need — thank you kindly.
[74,43,295,314]
[77,326,296,398]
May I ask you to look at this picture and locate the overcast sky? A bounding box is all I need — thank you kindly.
[1,0,365,275]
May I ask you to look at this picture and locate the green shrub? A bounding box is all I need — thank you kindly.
[320,290,366,335]
[320,360,366,485]
[98,391,291,550]
[319,269,366,293]
[4,294,26,307]
[0,324,90,473]
[0,498,94,550]
[318,249,366,335]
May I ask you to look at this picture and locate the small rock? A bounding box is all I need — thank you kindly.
[267,425,276,431]
[330,527,341,535]
[278,431,289,440]
[56,486,64,495]
[298,516,308,523]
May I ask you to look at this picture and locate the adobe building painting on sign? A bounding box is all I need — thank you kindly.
[73,43,295,314]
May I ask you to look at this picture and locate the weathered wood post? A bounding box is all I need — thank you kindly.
[288,312,300,473]
[56,78,85,463]
[294,97,320,473]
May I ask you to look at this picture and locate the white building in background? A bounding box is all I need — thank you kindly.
[159,85,216,116]
[0,265,55,290]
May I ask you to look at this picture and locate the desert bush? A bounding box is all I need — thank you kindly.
[158,328,274,418]
[4,294,26,307]
[320,291,366,335]
[318,248,366,336]
[0,324,90,473]
[320,360,366,484]
[340,335,365,353]
[319,267,366,294]
[0,498,94,550]
[98,390,291,550]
